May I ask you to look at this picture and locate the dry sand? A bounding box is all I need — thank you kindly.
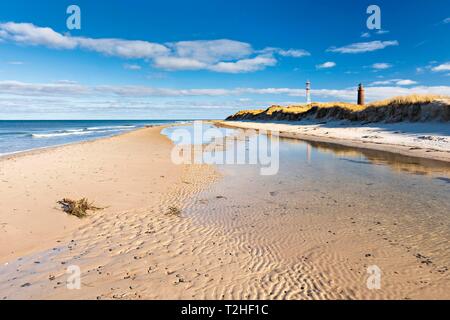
[221,121,450,163]
[0,127,189,262]
[0,124,449,299]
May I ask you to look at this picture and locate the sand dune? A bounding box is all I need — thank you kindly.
[226,95,450,123]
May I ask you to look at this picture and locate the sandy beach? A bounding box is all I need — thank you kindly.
[1,0,450,308]
[0,125,226,299]
[0,126,188,262]
[1,123,449,300]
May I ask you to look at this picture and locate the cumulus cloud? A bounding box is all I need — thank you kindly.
[0,22,309,74]
[327,40,399,54]
[316,61,336,69]
[0,22,168,58]
[432,62,450,72]
[0,22,77,49]
[371,63,392,70]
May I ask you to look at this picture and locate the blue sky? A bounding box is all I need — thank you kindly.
[0,0,449,119]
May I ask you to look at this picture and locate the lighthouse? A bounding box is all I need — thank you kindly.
[306,80,311,104]
[357,83,365,105]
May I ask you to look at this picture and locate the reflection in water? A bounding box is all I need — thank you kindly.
[280,137,450,178]
[180,124,450,299]
[214,122,450,178]
[436,177,450,184]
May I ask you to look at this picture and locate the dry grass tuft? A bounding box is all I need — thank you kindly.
[367,94,448,107]
[166,206,182,217]
[233,109,265,116]
[57,198,103,218]
[288,102,365,112]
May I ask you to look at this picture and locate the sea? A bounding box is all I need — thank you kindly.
[0,120,187,156]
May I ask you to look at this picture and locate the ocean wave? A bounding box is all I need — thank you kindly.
[32,131,94,138]
[0,131,30,136]
[86,125,136,130]
[31,128,128,138]
[29,125,138,139]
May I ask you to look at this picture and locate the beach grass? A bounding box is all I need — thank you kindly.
[227,94,450,122]
[367,94,448,107]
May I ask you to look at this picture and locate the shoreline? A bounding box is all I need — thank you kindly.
[0,124,190,263]
[0,125,162,161]
[219,120,450,163]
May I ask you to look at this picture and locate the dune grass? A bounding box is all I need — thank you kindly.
[367,94,448,107]
[57,198,103,218]
[229,94,450,119]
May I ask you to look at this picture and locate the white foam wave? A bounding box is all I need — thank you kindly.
[31,129,124,138]
[86,125,136,130]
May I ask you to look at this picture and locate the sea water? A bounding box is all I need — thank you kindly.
[0,120,186,156]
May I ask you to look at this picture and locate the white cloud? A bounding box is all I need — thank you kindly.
[123,63,141,70]
[370,79,417,86]
[76,37,169,59]
[209,55,277,73]
[443,17,450,24]
[327,40,399,54]
[153,57,207,70]
[0,22,308,74]
[0,22,168,58]
[170,39,252,63]
[0,22,77,49]
[2,81,450,119]
[2,80,447,103]
[432,62,450,72]
[316,61,336,69]
[0,80,91,96]
[361,32,371,38]
[277,49,310,57]
[371,63,392,70]
[395,79,418,86]
[55,80,78,84]
[376,29,390,35]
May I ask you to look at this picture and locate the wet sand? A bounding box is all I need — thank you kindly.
[0,124,449,299]
[182,132,450,299]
